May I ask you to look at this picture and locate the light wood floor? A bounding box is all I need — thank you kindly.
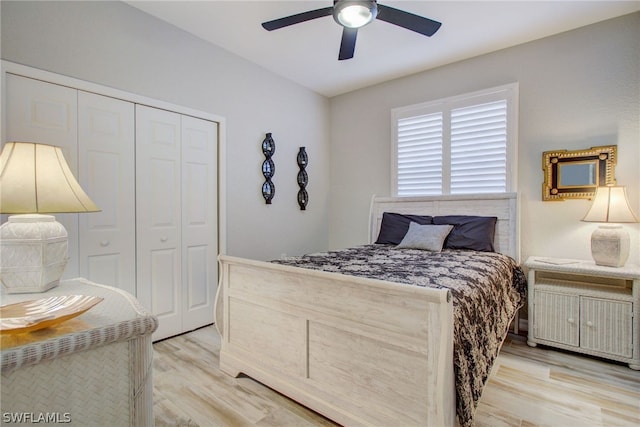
[153,325,640,426]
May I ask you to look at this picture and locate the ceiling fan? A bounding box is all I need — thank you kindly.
[261,0,442,61]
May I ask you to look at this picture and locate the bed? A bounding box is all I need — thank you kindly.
[214,193,526,426]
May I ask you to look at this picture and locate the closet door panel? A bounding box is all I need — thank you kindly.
[150,248,180,316]
[182,116,218,331]
[136,105,182,340]
[87,254,120,287]
[5,74,78,158]
[78,92,136,295]
[5,74,80,279]
[186,245,208,306]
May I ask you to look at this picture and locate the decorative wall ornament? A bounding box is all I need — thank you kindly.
[542,145,617,201]
[261,133,275,204]
[297,146,309,210]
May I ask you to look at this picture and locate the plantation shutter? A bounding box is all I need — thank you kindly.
[450,100,507,194]
[392,84,517,197]
[397,112,443,196]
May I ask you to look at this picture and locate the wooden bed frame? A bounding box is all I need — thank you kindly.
[215,193,519,426]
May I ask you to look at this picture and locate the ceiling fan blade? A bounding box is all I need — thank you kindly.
[262,7,333,31]
[376,4,441,37]
[338,27,358,60]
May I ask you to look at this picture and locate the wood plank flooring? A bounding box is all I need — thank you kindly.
[153,325,640,426]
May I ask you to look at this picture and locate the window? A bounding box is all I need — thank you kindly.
[392,84,518,197]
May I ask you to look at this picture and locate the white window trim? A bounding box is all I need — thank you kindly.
[391,83,519,196]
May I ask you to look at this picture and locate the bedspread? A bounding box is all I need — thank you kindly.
[273,244,527,426]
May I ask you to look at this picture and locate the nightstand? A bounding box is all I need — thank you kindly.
[525,257,640,370]
[1,278,158,425]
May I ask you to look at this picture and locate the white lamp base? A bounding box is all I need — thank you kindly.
[590,225,630,268]
[0,214,68,293]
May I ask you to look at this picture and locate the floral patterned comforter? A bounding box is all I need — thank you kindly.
[273,244,527,427]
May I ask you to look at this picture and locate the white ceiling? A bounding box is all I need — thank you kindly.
[126,1,640,97]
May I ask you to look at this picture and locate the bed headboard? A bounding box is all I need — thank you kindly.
[369,193,520,262]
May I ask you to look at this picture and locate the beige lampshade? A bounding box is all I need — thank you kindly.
[582,186,639,223]
[0,142,99,214]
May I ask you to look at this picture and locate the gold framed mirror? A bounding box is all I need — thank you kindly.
[542,145,617,201]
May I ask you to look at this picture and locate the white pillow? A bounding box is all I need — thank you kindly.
[396,222,454,252]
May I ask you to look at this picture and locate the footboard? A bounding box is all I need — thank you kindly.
[215,255,455,426]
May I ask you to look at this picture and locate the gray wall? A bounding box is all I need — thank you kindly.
[1,0,331,261]
[3,2,638,265]
[329,12,640,265]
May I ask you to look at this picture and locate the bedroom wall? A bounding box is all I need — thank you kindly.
[329,12,640,266]
[0,0,331,261]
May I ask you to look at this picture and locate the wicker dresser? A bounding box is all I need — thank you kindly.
[1,278,158,425]
[525,257,640,370]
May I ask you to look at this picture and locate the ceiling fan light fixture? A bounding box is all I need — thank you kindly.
[261,0,442,61]
[334,1,377,29]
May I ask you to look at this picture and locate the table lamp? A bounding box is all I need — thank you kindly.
[582,185,639,267]
[0,142,100,293]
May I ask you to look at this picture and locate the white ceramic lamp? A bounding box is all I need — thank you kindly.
[582,186,639,267]
[0,142,100,293]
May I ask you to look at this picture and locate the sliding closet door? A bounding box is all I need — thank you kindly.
[181,116,218,331]
[4,74,80,279]
[4,66,221,337]
[137,107,218,340]
[136,105,183,340]
[78,91,136,295]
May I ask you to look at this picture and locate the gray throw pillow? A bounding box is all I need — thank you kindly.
[396,222,454,252]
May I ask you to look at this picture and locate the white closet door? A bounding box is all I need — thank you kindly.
[181,116,218,331]
[4,74,80,279]
[78,92,136,295]
[136,105,182,340]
